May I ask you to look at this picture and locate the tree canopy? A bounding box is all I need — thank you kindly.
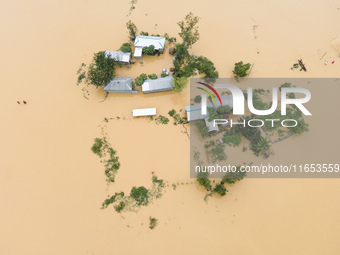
[86,51,116,88]
[177,12,200,47]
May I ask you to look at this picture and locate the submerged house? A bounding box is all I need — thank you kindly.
[185,95,233,122]
[133,35,166,59]
[104,77,138,94]
[205,118,219,133]
[132,108,157,117]
[142,75,173,94]
[105,51,131,66]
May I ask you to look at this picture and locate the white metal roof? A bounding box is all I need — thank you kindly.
[134,35,165,50]
[205,118,219,132]
[104,51,131,63]
[134,47,143,58]
[132,108,157,117]
[142,76,173,93]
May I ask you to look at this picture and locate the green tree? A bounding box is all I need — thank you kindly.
[233,61,251,78]
[177,12,200,47]
[193,95,201,103]
[213,183,228,196]
[207,107,222,121]
[143,45,156,55]
[149,217,158,229]
[91,138,104,156]
[171,76,189,92]
[223,132,241,146]
[217,105,231,115]
[86,51,116,88]
[221,166,246,184]
[126,20,138,42]
[130,186,149,206]
[192,56,219,79]
[197,171,212,190]
[148,73,158,79]
[133,73,147,86]
[195,120,210,138]
[250,137,270,156]
[120,42,132,53]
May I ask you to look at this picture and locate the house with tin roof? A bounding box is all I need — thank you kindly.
[104,77,138,94]
[105,51,131,66]
[133,35,166,59]
[141,75,173,94]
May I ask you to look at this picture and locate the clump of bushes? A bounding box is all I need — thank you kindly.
[126,20,138,42]
[91,137,120,183]
[143,45,156,55]
[193,95,201,103]
[197,171,212,190]
[196,120,210,138]
[155,115,169,125]
[223,132,241,147]
[221,166,246,184]
[133,73,147,86]
[148,73,158,79]
[168,109,187,125]
[213,183,228,196]
[207,143,227,162]
[161,73,167,78]
[149,217,158,229]
[130,186,149,206]
[101,192,125,209]
[120,42,132,53]
[233,61,251,78]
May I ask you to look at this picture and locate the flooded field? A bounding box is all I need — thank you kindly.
[1,0,340,254]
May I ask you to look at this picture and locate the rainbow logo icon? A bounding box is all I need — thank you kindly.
[196,82,223,106]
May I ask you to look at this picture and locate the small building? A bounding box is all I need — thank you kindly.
[142,76,173,94]
[104,77,138,94]
[133,35,166,59]
[185,95,233,122]
[105,51,131,66]
[205,118,219,133]
[134,47,143,59]
[132,108,157,117]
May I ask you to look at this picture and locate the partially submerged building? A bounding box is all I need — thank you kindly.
[185,95,233,132]
[104,77,138,94]
[185,95,233,122]
[141,75,173,94]
[133,35,166,59]
[132,108,157,117]
[205,118,219,133]
[105,51,131,66]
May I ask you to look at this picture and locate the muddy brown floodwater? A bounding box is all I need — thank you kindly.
[1,0,340,254]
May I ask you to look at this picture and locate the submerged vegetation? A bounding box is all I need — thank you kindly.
[126,20,138,42]
[132,73,147,87]
[149,217,158,229]
[233,61,251,78]
[101,175,165,213]
[91,137,120,183]
[77,52,116,88]
[171,13,219,92]
[154,115,170,125]
[120,42,132,53]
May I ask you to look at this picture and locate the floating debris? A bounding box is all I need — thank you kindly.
[298,59,307,71]
[325,61,328,65]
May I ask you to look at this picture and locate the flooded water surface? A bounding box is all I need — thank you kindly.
[1,0,340,254]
